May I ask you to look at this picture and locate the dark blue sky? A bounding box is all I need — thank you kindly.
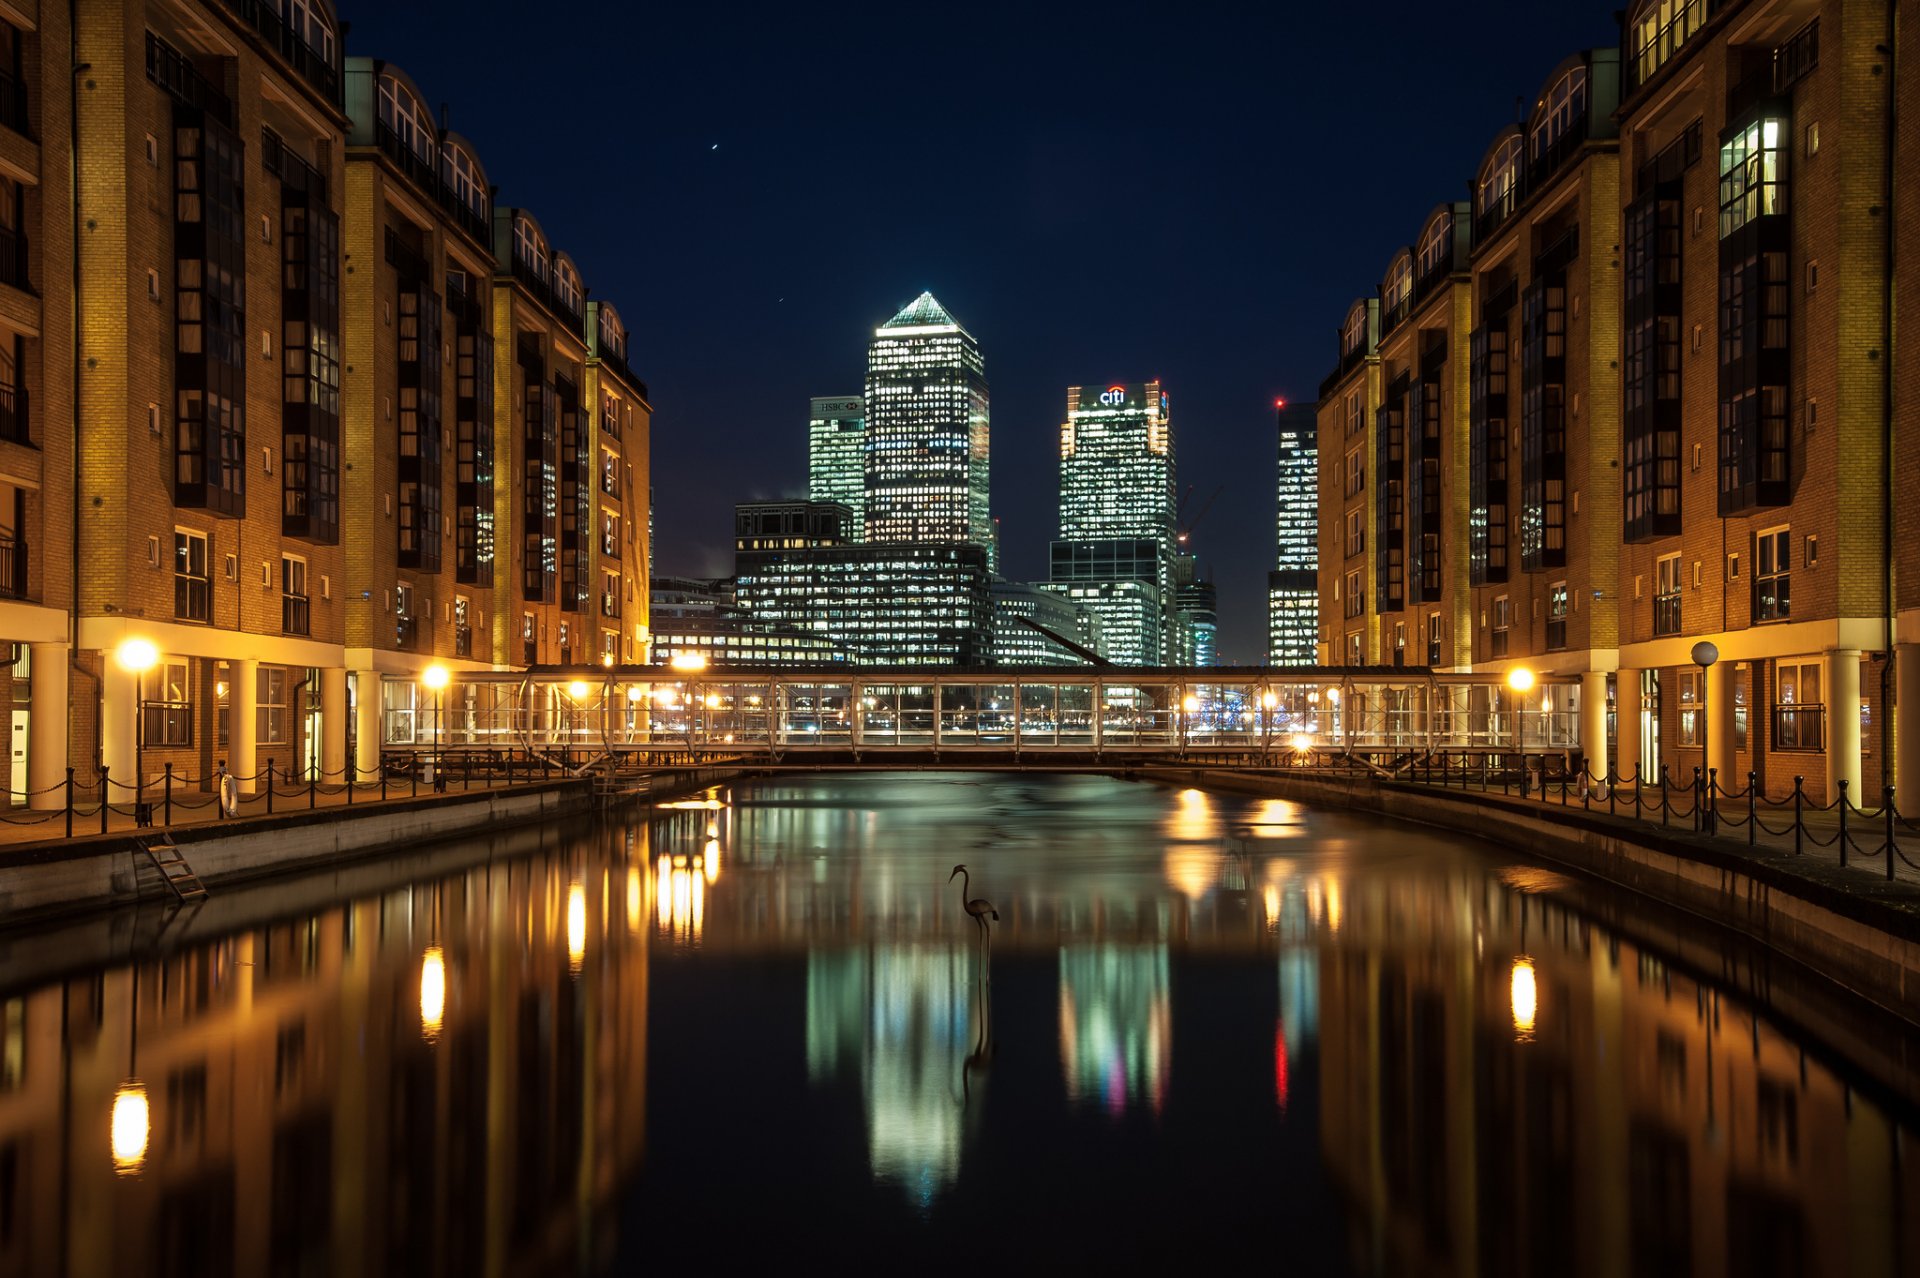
[348,1,1617,660]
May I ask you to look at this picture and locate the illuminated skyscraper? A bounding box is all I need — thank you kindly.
[1050,382,1176,664]
[1269,400,1318,665]
[808,395,866,541]
[863,293,990,560]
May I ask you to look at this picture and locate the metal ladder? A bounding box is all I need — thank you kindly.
[137,834,208,902]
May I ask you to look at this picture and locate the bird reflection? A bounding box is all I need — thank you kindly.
[961,952,993,1109]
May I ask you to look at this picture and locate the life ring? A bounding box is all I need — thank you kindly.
[218,773,239,817]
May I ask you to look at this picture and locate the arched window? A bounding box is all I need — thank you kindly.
[275,0,336,65]
[1478,136,1523,221]
[1341,303,1367,356]
[598,304,626,359]
[1530,66,1588,161]
[441,142,488,222]
[514,216,549,283]
[1629,0,1706,86]
[1417,211,1453,280]
[376,74,434,164]
[554,258,582,314]
[1382,254,1412,313]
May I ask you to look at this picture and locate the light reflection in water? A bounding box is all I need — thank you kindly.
[568,881,588,973]
[1510,955,1537,1039]
[1058,946,1170,1116]
[110,1081,149,1176]
[419,945,446,1040]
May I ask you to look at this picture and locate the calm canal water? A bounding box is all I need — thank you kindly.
[5,772,1918,1275]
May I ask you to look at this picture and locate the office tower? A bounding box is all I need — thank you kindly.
[809,396,867,540]
[649,576,853,666]
[1269,400,1319,665]
[991,580,1100,667]
[863,293,990,555]
[1049,382,1176,664]
[1176,572,1218,669]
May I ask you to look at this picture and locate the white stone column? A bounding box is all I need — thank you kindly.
[320,667,348,785]
[1705,660,1736,796]
[231,658,259,795]
[99,654,136,804]
[1826,648,1863,808]
[1897,644,1920,817]
[353,669,382,785]
[1580,670,1609,786]
[1614,669,1642,787]
[27,643,68,810]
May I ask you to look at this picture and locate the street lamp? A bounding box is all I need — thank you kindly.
[422,664,449,791]
[116,637,159,825]
[1692,641,1720,832]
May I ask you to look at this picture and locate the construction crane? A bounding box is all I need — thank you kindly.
[1177,484,1223,547]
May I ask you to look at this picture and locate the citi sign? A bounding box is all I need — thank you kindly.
[1097,386,1129,407]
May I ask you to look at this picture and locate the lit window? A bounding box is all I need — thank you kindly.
[1478,136,1522,223]
[1416,211,1452,281]
[1529,66,1588,162]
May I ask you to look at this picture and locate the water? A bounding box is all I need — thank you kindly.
[5,772,1917,1275]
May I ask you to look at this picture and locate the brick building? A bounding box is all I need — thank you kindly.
[1317,0,1901,806]
[0,0,649,809]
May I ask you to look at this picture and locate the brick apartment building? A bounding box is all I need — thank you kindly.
[1318,0,1904,807]
[0,0,650,808]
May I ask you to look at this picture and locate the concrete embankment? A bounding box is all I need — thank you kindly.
[1161,766,1920,1035]
[0,765,746,930]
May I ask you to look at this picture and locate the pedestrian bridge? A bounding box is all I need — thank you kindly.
[377,664,1590,766]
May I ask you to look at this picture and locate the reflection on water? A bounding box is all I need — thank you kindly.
[0,772,1913,1273]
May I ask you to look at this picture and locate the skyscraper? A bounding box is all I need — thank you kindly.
[1050,382,1176,664]
[864,293,990,558]
[808,396,867,541]
[1269,400,1318,665]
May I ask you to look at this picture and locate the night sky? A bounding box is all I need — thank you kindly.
[348,1,1617,660]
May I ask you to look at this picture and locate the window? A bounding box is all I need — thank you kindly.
[1492,595,1511,659]
[441,142,489,224]
[1416,212,1453,283]
[1346,633,1362,666]
[1677,669,1700,745]
[1806,535,1818,567]
[1655,553,1682,635]
[1346,508,1365,558]
[144,660,192,748]
[522,612,536,664]
[513,216,549,283]
[1392,621,1406,666]
[454,596,472,658]
[1426,612,1443,666]
[257,667,288,746]
[1343,569,1363,619]
[1775,659,1823,751]
[1345,389,1364,438]
[1344,447,1365,498]
[1628,0,1706,87]
[174,530,210,622]
[376,74,434,165]
[1720,119,1787,239]
[1755,526,1790,621]
[1547,581,1568,650]
[602,570,621,618]
[1529,66,1588,163]
[1477,136,1522,229]
[1805,121,1819,156]
[395,582,415,649]
[1341,305,1366,358]
[600,447,618,496]
[281,553,308,635]
[602,511,621,558]
[1381,254,1412,324]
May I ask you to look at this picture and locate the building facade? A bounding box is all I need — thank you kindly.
[1268,400,1319,666]
[991,578,1099,667]
[1316,0,1907,806]
[735,540,992,668]
[648,576,851,666]
[1050,381,1176,665]
[862,292,989,559]
[808,394,865,541]
[0,0,650,809]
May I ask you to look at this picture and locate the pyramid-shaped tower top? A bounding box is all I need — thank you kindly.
[879,290,966,334]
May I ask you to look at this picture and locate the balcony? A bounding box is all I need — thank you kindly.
[375,120,440,199]
[213,0,342,105]
[0,532,22,599]
[0,66,28,140]
[0,224,30,293]
[1772,703,1824,752]
[511,255,585,338]
[176,573,210,623]
[0,384,26,445]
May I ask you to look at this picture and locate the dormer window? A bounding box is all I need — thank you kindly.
[1416,212,1452,281]
[1341,304,1367,356]
[274,0,336,65]
[1529,66,1588,162]
[513,216,549,283]
[555,259,582,315]
[441,142,488,222]
[1478,136,1522,222]
[1629,0,1707,88]
[599,304,627,360]
[376,74,434,165]
[1382,254,1412,314]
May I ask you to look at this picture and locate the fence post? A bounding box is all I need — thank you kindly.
[381,760,388,802]
[1838,779,1850,868]
[1706,768,1718,836]
[64,767,72,839]
[164,763,174,827]
[310,761,317,810]
[99,766,109,835]
[266,760,275,815]
[411,756,418,799]
[347,759,354,806]
[1660,765,1670,828]
[1793,777,1804,855]
[1885,786,1897,882]
[1747,771,1757,848]
[1692,768,1702,833]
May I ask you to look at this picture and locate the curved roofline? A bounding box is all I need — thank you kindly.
[440,129,489,189]
[1380,246,1413,284]
[1527,53,1592,129]
[308,0,342,30]
[374,61,433,122]
[1474,124,1524,180]
[509,208,549,246]
[1342,298,1369,329]
[553,250,581,281]
[1416,202,1455,243]
[596,299,623,328]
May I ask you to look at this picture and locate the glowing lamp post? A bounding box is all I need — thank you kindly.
[116,638,160,824]
[421,664,449,789]
[1692,641,1719,832]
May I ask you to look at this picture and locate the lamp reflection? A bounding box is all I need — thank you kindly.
[655,854,704,943]
[567,882,587,973]
[1511,956,1537,1040]
[1058,946,1170,1117]
[111,1080,150,1175]
[419,946,446,1041]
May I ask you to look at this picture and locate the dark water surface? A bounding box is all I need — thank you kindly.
[7,772,1919,1275]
